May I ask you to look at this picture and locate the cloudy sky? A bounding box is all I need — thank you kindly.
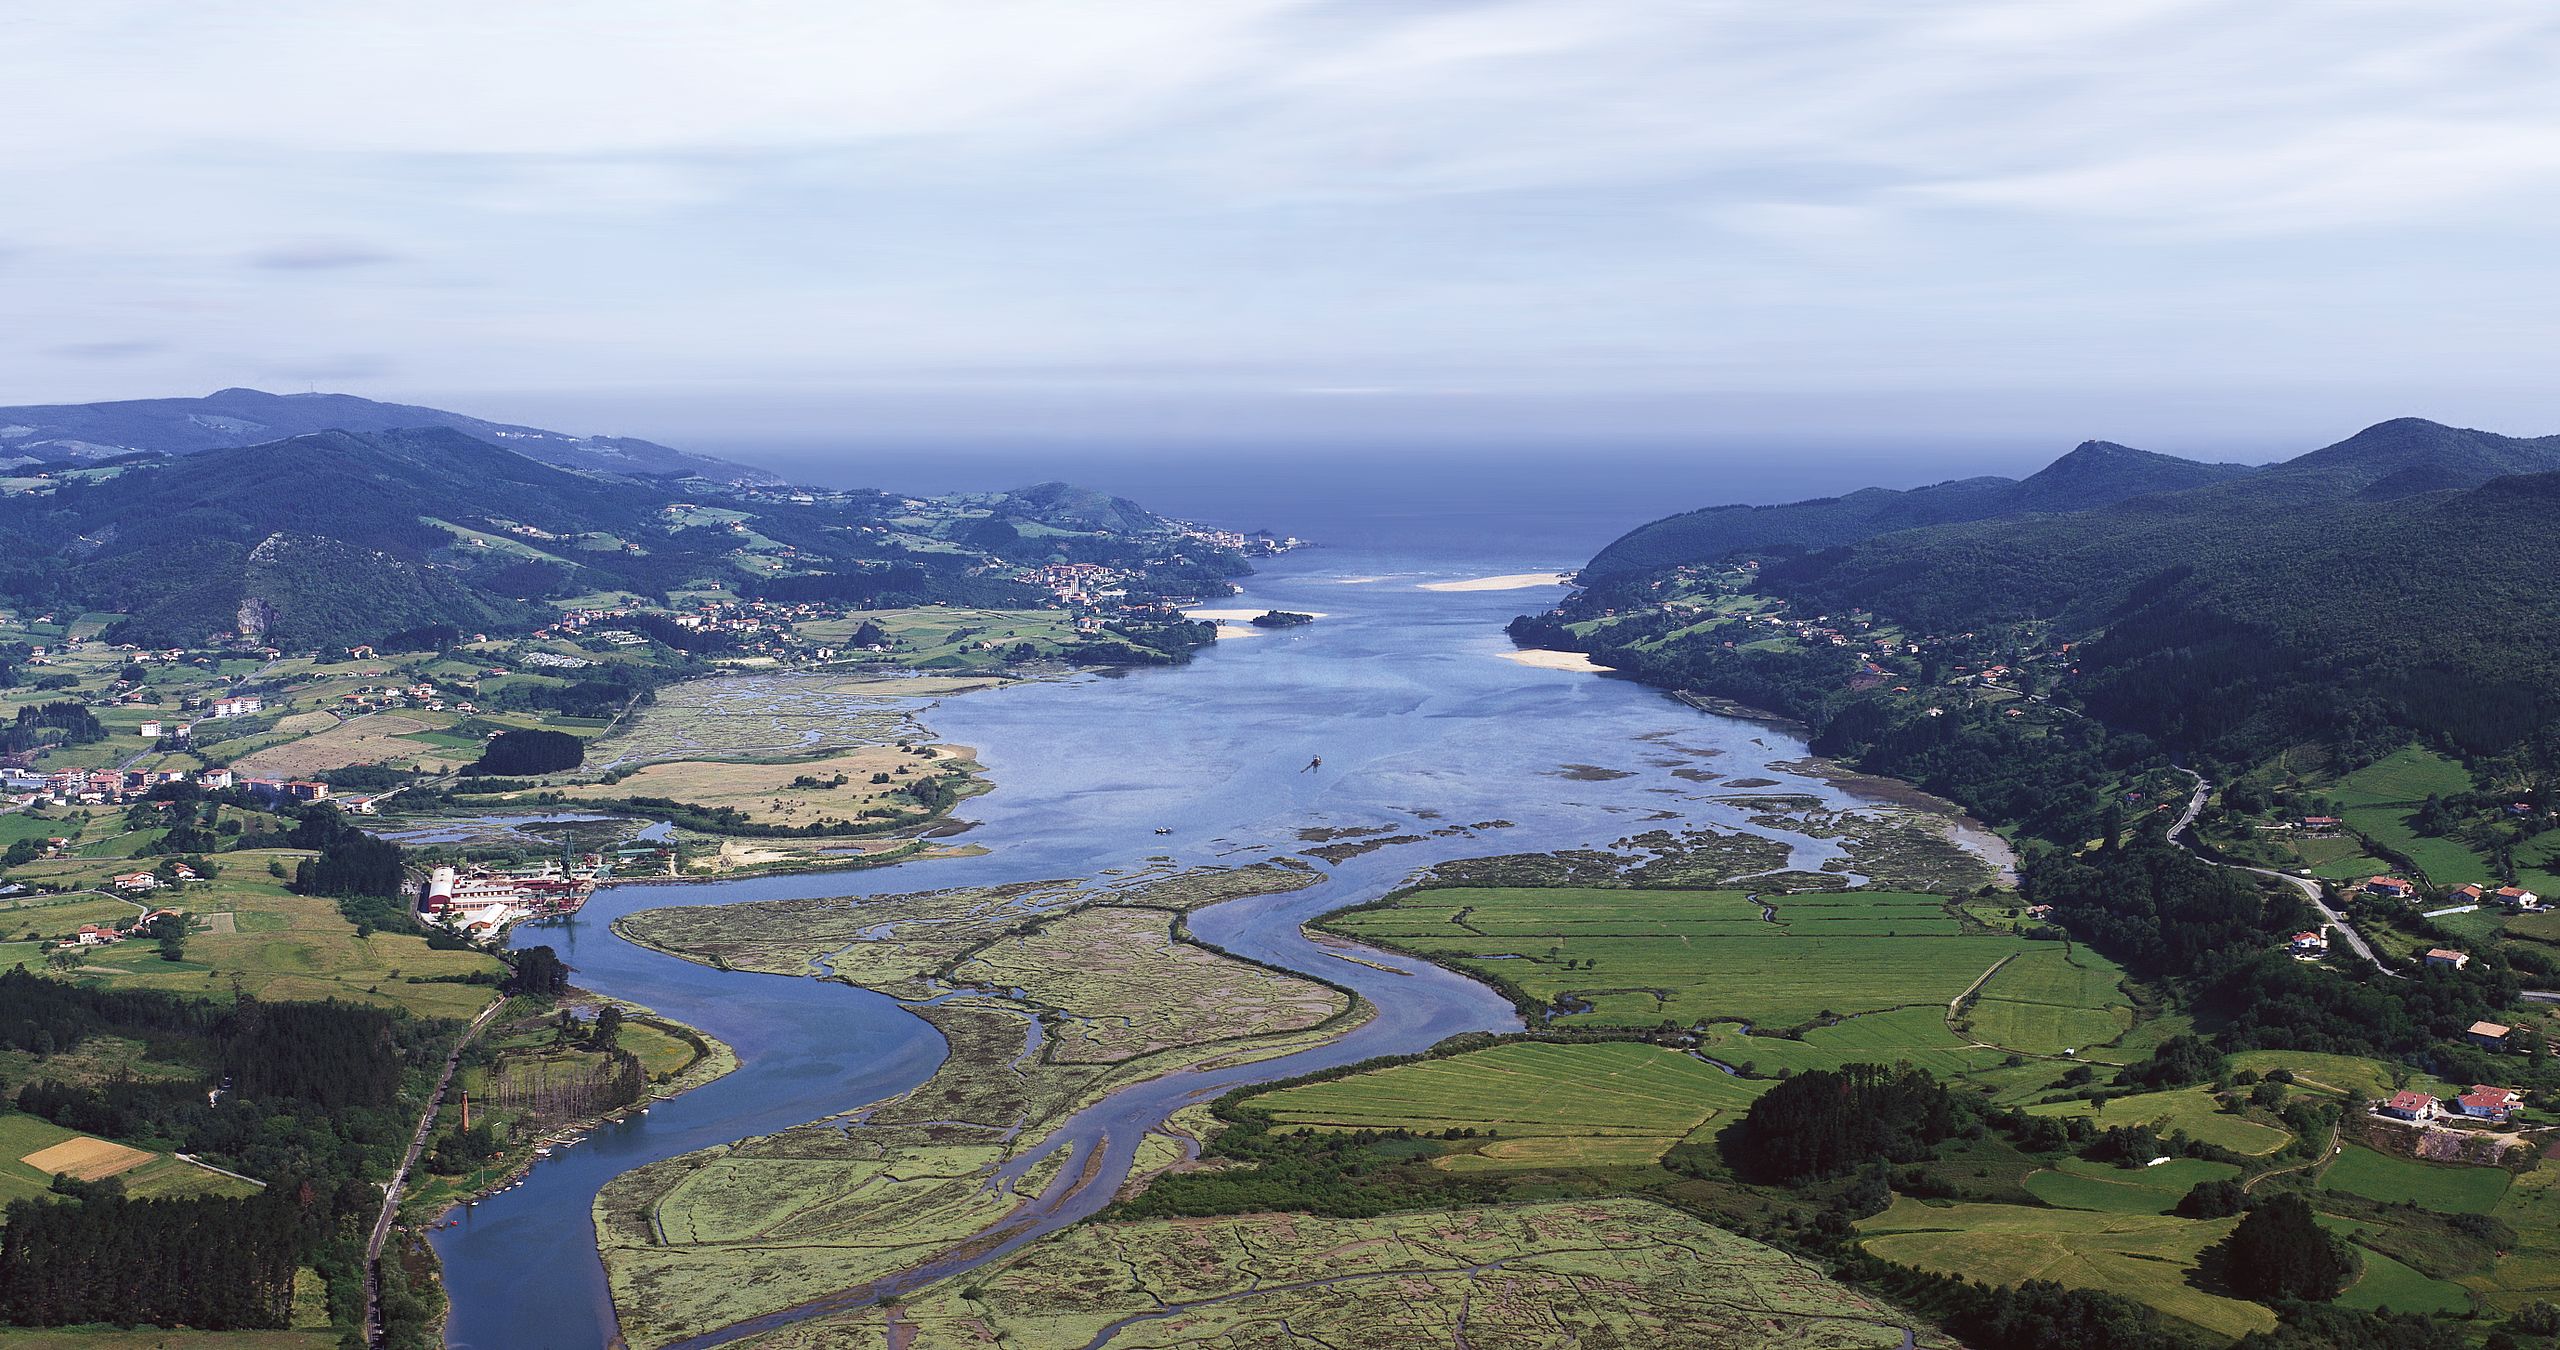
[11,1,2560,461]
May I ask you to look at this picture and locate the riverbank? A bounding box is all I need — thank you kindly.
[404,994,740,1222]
[428,544,2025,1348]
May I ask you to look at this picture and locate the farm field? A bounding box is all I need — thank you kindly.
[1961,945,2136,1057]
[2022,1157,2241,1215]
[1858,1196,2272,1340]
[1695,1005,2011,1079]
[2025,1087,2292,1156]
[1327,885,2094,1032]
[758,1198,1950,1350]
[0,1112,255,1209]
[63,852,506,1020]
[1254,1040,1764,1168]
[2343,805,2492,887]
[2320,1145,2512,1214]
[2336,1245,2471,1315]
[2328,746,2479,807]
[231,712,457,777]
[505,741,982,830]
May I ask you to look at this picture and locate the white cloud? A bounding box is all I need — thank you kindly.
[7,0,2560,438]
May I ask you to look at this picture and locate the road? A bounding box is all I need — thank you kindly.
[2166,769,2400,976]
[2172,772,2560,1007]
[365,996,507,1346]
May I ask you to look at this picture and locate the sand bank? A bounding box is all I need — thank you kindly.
[1419,572,1572,592]
[1503,649,1614,673]
[1184,608,1331,622]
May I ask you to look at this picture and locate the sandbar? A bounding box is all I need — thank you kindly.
[1504,649,1613,673]
[1419,572,1572,592]
[1184,608,1331,621]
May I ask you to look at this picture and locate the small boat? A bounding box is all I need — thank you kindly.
[1154,827,1172,835]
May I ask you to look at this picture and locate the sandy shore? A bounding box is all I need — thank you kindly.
[1184,607,1330,621]
[1419,572,1572,592]
[1503,649,1614,673]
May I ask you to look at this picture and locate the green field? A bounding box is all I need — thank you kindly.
[2321,1145,2512,1214]
[2025,1087,2291,1156]
[2335,1244,2473,1315]
[2329,747,2479,807]
[2343,805,2493,887]
[1860,1197,2271,1339]
[1963,946,2136,1057]
[1256,1041,1764,1168]
[1328,887,2093,1033]
[2023,1157,2241,1215]
[1697,1005,2009,1079]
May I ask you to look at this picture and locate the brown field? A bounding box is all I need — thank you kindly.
[528,744,979,828]
[25,1135,154,1181]
[235,713,449,777]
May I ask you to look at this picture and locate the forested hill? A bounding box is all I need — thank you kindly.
[0,426,1229,650]
[1581,439,2254,577]
[0,387,773,482]
[1537,417,2560,785]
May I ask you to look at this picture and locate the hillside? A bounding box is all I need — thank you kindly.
[0,387,773,482]
[1538,417,2560,790]
[1582,440,2254,577]
[0,427,1230,651]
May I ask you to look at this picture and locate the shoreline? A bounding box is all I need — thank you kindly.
[1504,648,1614,673]
[1417,571,1572,592]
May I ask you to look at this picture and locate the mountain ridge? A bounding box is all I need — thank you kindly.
[0,387,775,483]
[1582,438,2255,577]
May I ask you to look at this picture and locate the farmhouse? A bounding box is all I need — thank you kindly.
[2496,886,2543,910]
[2287,930,2328,955]
[2425,948,2471,970]
[2470,1021,2514,1050]
[2363,876,2416,901]
[2457,1086,2523,1122]
[2300,815,2342,832]
[111,872,161,892]
[72,925,122,947]
[2380,1091,2436,1121]
[2450,884,2486,905]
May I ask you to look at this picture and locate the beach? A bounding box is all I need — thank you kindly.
[1503,649,1613,673]
[1418,572,1572,592]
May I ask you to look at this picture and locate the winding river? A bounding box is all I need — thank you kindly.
[432,545,1991,1349]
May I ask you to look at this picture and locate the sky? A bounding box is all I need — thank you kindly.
[10,1,2560,468]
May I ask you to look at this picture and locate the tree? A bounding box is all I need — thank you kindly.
[2217,1194,2356,1302]
[506,946,570,998]
[590,1005,623,1052]
[1721,1063,1968,1182]
[2176,1177,2247,1218]
[470,729,584,777]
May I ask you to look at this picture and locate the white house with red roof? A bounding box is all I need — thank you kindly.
[2426,948,2471,970]
[2380,1090,2436,1121]
[2288,930,2328,955]
[2364,876,2416,901]
[2457,1086,2523,1122]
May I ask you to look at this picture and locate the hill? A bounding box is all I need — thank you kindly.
[1583,440,2253,577]
[0,387,773,482]
[0,427,1224,651]
[1532,418,2560,828]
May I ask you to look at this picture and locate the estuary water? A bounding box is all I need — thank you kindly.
[432,540,1972,1349]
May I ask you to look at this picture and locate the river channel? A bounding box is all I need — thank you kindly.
[432,545,1997,1349]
